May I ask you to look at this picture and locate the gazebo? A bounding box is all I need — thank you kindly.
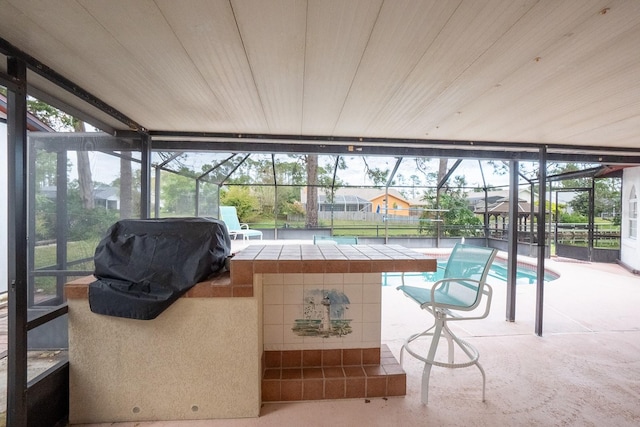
[475,198,535,239]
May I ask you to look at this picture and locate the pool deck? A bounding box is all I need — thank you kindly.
[2,241,640,426]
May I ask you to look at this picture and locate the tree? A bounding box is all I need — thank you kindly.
[73,119,94,209]
[26,97,96,211]
[274,158,307,218]
[26,96,103,241]
[110,167,141,218]
[419,169,479,236]
[26,97,69,191]
[362,158,391,186]
[65,182,119,240]
[27,97,75,129]
[160,169,196,215]
[34,193,55,241]
[119,155,133,218]
[305,155,319,227]
[221,154,307,219]
[220,186,259,221]
[552,163,621,222]
[569,183,620,220]
[33,150,59,189]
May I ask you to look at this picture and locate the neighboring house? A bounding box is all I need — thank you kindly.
[302,187,412,216]
[93,185,120,210]
[621,166,640,273]
[364,188,411,217]
[317,193,371,213]
[405,198,431,217]
[40,184,120,210]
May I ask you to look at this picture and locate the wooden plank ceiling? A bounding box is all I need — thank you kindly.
[0,0,639,149]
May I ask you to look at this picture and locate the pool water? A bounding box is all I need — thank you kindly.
[382,260,558,287]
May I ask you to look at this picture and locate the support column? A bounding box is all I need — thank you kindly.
[530,183,535,252]
[535,146,547,336]
[55,149,69,302]
[140,133,151,218]
[154,166,161,218]
[195,179,201,216]
[588,179,595,261]
[506,160,518,322]
[7,56,29,427]
[484,187,489,243]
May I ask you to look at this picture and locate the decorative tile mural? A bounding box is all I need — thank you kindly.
[292,289,352,337]
[262,273,382,351]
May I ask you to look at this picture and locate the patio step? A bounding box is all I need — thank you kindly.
[261,345,406,401]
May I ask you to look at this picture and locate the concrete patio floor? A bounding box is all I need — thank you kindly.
[3,244,640,426]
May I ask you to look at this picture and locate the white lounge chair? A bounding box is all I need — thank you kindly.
[397,243,498,404]
[219,206,263,240]
[313,235,358,245]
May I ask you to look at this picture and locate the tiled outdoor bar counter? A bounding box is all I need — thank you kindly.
[65,245,436,424]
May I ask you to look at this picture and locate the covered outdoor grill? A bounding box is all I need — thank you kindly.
[90,217,231,320]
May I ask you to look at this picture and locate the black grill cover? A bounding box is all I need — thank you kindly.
[89,217,231,320]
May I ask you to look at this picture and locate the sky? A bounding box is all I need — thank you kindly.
[70,149,522,191]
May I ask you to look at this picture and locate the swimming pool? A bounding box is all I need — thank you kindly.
[382,259,559,287]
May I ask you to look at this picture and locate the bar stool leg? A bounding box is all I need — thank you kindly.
[421,319,443,404]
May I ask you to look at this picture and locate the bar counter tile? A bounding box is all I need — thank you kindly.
[66,245,436,302]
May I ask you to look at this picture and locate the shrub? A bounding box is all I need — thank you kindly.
[220,186,259,222]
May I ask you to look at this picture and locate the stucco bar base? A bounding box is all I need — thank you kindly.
[66,245,434,423]
[67,296,261,424]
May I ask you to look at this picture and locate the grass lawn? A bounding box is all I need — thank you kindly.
[33,238,100,294]
[30,219,618,294]
[253,218,482,237]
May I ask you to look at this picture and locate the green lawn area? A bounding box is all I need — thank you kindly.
[33,238,100,294]
[30,219,618,294]
[34,239,99,269]
[253,218,483,238]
